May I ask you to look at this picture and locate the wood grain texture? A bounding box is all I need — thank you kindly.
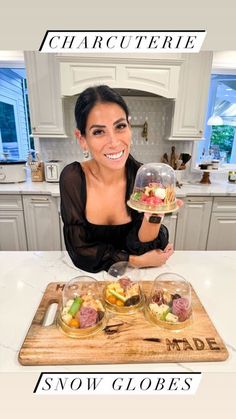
[18,282,228,366]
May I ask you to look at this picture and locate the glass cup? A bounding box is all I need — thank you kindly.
[104,261,144,314]
[57,276,106,338]
[145,272,192,330]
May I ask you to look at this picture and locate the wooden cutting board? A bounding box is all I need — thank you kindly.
[18,282,228,365]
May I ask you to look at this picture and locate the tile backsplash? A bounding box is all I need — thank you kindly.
[39,95,193,167]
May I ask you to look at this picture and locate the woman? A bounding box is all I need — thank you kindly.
[60,85,174,273]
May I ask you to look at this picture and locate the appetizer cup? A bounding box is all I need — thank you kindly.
[146,272,192,330]
[127,162,178,214]
[104,261,144,314]
[57,276,106,338]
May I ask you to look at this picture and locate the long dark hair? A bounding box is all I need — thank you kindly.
[74,85,130,135]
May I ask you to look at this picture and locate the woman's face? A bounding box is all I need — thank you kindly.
[77,102,132,170]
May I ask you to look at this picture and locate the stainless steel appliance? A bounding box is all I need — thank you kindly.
[0,160,27,183]
[44,160,65,182]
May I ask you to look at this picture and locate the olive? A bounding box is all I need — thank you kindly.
[124,295,140,307]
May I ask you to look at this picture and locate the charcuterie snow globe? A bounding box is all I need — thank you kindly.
[146,272,192,330]
[57,276,106,338]
[127,163,178,213]
[104,261,143,314]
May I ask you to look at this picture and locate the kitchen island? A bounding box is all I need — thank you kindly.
[0,250,235,372]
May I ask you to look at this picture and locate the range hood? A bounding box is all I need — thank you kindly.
[60,58,182,99]
[112,88,159,97]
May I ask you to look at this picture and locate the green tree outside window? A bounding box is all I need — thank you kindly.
[210,126,235,163]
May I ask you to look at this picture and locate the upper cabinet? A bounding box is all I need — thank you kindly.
[24,52,66,137]
[167,52,213,141]
[60,57,183,98]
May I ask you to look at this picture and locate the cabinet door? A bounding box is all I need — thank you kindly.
[207,213,236,250]
[168,52,213,140]
[175,197,212,250]
[24,52,66,137]
[163,214,177,245]
[0,211,27,250]
[23,195,61,250]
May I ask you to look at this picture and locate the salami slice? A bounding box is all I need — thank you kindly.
[119,277,132,290]
[79,306,98,328]
[172,297,191,322]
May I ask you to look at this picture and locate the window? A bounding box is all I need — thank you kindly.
[197,74,236,165]
[0,68,33,160]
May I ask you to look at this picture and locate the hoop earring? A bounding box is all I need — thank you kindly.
[83,150,90,160]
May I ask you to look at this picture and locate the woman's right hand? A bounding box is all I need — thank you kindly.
[130,246,173,268]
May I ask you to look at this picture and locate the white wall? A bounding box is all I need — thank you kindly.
[212,51,236,73]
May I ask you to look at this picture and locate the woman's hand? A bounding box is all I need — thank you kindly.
[129,244,174,268]
[163,242,174,256]
[176,199,184,208]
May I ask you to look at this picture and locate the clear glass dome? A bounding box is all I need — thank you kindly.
[127,163,177,213]
[104,261,143,314]
[146,272,192,330]
[57,276,106,338]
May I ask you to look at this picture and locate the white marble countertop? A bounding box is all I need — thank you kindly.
[1,175,236,197]
[0,250,235,372]
[0,177,60,197]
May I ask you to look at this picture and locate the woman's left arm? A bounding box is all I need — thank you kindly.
[126,199,183,255]
[137,214,162,242]
[138,198,183,242]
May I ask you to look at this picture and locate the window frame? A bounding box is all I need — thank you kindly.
[192,67,236,171]
[0,92,24,159]
[0,57,31,160]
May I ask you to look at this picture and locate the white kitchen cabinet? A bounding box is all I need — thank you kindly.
[24,52,66,137]
[60,57,182,98]
[163,214,177,245]
[167,52,213,141]
[207,197,236,250]
[0,195,27,251]
[23,195,61,250]
[175,196,213,250]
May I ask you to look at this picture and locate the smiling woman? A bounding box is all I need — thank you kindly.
[60,85,173,273]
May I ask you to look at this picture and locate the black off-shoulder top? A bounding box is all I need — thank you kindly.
[59,154,169,273]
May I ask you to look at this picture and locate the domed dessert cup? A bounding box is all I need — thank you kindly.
[145,272,193,330]
[127,162,179,214]
[104,261,144,315]
[57,276,106,338]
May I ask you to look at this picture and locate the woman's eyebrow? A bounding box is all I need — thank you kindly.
[89,118,126,131]
[89,124,106,131]
[114,118,126,125]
